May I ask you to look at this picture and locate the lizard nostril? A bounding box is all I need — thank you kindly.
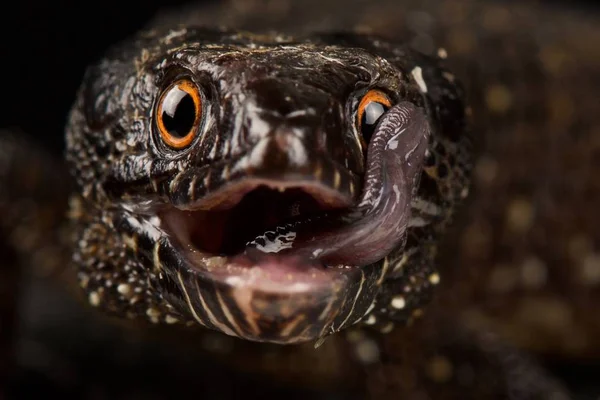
[270,127,309,168]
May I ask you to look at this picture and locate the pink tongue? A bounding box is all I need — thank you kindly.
[210,249,348,293]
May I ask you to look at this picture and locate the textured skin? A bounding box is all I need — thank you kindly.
[2,0,599,398]
[65,28,470,343]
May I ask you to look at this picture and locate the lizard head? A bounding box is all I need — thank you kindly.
[66,28,470,343]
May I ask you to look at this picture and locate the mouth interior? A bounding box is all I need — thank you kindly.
[173,185,346,257]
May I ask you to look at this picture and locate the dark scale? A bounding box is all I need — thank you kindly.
[1,0,599,399]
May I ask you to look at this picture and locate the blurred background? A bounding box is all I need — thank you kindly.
[0,0,596,154]
[1,0,599,398]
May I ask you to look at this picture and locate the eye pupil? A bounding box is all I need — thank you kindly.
[360,101,389,143]
[161,86,197,138]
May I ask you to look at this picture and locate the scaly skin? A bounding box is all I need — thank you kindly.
[2,0,599,398]
[65,29,470,343]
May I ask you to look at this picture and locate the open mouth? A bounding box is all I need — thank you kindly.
[160,167,364,284]
[170,183,350,256]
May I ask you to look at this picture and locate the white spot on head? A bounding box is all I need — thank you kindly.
[411,66,428,93]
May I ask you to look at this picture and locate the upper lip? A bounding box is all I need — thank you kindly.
[167,148,362,212]
[160,167,360,260]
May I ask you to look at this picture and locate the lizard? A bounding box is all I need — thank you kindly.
[1,0,599,398]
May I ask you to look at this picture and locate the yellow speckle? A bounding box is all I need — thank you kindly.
[146,307,161,319]
[506,198,534,233]
[581,254,600,285]
[165,315,179,324]
[117,283,132,296]
[354,337,380,365]
[333,169,341,189]
[485,84,513,113]
[428,273,441,285]
[539,46,569,75]
[122,234,137,251]
[437,48,448,59]
[427,356,454,383]
[346,330,365,342]
[89,291,101,307]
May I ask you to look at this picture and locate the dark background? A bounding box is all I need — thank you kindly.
[2,0,599,398]
[1,0,208,153]
[1,0,599,155]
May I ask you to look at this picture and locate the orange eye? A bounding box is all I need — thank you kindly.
[156,79,202,149]
[357,89,392,143]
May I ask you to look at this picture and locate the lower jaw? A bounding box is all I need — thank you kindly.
[156,190,383,342]
[163,249,382,343]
